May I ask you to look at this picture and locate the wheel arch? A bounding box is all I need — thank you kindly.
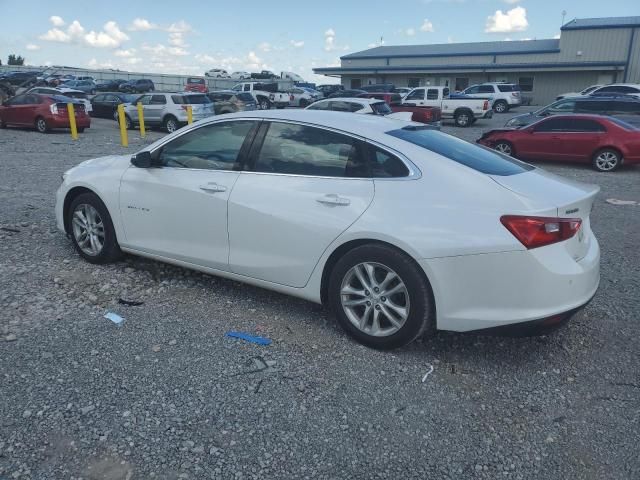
[319,238,436,316]
[594,145,624,160]
[62,186,105,234]
[453,107,473,118]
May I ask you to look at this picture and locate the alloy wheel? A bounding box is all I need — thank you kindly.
[595,151,619,171]
[72,204,105,256]
[495,142,512,155]
[166,119,177,132]
[36,118,47,133]
[340,262,410,337]
[495,102,507,113]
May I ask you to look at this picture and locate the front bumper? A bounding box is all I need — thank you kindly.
[419,233,600,332]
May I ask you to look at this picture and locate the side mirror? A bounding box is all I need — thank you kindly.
[131,151,154,168]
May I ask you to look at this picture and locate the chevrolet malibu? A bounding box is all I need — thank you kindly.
[56,110,600,349]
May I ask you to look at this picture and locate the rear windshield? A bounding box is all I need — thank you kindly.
[371,102,392,115]
[387,127,533,176]
[187,78,205,84]
[497,84,521,92]
[607,117,638,131]
[236,93,254,102]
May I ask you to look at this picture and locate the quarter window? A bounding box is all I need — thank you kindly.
[253,123,367,177]
[157,121,255,170]
[369,147,409,178]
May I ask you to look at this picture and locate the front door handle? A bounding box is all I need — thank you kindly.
[316,194,350,206]
[199,183,227,193]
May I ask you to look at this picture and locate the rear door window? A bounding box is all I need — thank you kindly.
[386,127,533,176]
[151,95,166,105]
[575,101,606,113]
[479,85,495,94]
[497,85,519,92]
[570,119,606,132]
[608,101,640,114]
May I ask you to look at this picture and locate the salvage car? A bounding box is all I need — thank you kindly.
[27,86,93,114]
[56,110,600,349]
[403,86,493,127]
[207,91,257,114]
[477,114,640,172]
[90,93,140,119]
[0,93,90,133]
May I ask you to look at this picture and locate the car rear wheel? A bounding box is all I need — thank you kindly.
[68,192,122,264]
[258,98,271,110]
[164,116,178,133]
[494,100,509,113]
[592,148,621,172]
[328,244,435,350]
[120,114,133,130]
[454,111,472,127]
[35,116,49,133]
[494,141,514,156]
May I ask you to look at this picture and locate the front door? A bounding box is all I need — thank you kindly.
[119,120,258,270]
[403,88,426,106]
[517,118,572,160]
[144,94,167,124]
[228,121,374,288]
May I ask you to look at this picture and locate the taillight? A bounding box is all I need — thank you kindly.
[50,104,59,115]
[483,100,489,110]
[500,215,582,249]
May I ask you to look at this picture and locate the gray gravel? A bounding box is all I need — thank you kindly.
[1,111,639,479]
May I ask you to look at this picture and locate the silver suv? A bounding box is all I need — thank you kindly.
[462,82,522,113]
[120,92,215,132]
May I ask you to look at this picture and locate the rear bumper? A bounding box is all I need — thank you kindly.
[419,233,600,332]
[48,116,91,128]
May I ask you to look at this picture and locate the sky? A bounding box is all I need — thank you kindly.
[0,0,637,84]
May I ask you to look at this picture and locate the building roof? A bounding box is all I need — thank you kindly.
[341,39,560,60]
[561,16,640,30]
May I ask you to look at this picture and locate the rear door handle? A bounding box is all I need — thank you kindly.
[199,183,227,193]
[316,194,350,206]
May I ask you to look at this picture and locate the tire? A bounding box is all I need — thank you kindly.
[494,141,514,156]
[67,192,122,264]
[494,100,509,113]
[592,148,621,172]
[164,115,178,133]
[0,119,6,129]
[120,115,133,130]
[454,110,472,127]
[112,109,119,121]
[35,116,49,133]
[328,244,435,350]
[258,98,271,110]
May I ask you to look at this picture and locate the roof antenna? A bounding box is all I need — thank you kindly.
[380,36,384,46]
[561,10,567,27]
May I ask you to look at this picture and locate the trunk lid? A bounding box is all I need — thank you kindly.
[490,169,599,260]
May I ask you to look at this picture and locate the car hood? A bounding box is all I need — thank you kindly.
[67,155,131,178]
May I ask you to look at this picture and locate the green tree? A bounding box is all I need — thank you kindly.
[7,54,25,66]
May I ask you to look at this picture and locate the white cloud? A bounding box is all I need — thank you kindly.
[114,48,136,57]
[142,43,188,57]
[553,33,561,39]
[420,19,434,32]
[49,16,65,27]
[25,44,40,51]
[504,0,520,3]
[128,18,157,31]
[290,40,304,48]
[485,6,528,33]
[87,58,114,69]
[405,28,416,36]
[246,51,263,70]
[258,42,272,52]
[169,32,187,47]
[324,28,348,52]
[167,20,192,33]
[39,19,130,48]
[126,57,142,65]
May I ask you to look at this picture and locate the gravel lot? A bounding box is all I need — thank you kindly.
[1,109,639,480]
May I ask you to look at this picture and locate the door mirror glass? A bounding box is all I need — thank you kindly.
[131,151,153,168]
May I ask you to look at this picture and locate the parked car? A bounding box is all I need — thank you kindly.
[206,69,230,78]
[185,77,208,93]
[358,92,441,126]
[96,79,127,92]
[0,93,90,133]
[328,89,368,98]
[556,84,602,100]
[281,71,305,82]
[477,114,640,172]
[119,79,155,93]
[207,90,257,114]
[231,82,289,110]
[286,87,322,107]
[504,95,640,128]
[58,80,97,95]
[27,87,93,114]
[1,70,43,87]
[90,92,140,119]
[462,82,521,113]
[360,84,395,93]
[316,84,344,98]
[119,92,214,132]
[230,71,250,80]
[251,70,278,80]
[588,83,640,97]
[403,86,493,127]
[56,109,600,349]
[392,87,412,97]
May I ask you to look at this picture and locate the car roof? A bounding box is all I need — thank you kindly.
[314,97,381,105]
[558,94,640,102]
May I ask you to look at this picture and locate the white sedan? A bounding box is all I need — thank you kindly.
[56,110,600,349]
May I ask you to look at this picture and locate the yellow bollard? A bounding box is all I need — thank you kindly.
[67,103,78,140]
[187,105,193,125]
[117,104,128,147]
[137,101,146,138]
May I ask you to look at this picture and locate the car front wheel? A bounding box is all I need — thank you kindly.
[494,141,514,156]
[328,244,435,349]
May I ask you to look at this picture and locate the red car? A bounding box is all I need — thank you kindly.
[0,93,91,133]
[358,92,442,126]
[184,77,208,93]
[477,114,640,172]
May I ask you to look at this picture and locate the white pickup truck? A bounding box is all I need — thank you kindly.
[231,82,290,110]
[402,86,493,127]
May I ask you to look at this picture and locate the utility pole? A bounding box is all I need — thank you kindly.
[561,10,567,27]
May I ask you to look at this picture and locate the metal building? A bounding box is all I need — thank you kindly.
[313,16,640,105]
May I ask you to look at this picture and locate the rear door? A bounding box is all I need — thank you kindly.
[558,119,607,161]
[227,121,374,287]
[19,94,41,125]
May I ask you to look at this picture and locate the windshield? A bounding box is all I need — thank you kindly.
[387,127,533,176]
[187,78,205,84]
